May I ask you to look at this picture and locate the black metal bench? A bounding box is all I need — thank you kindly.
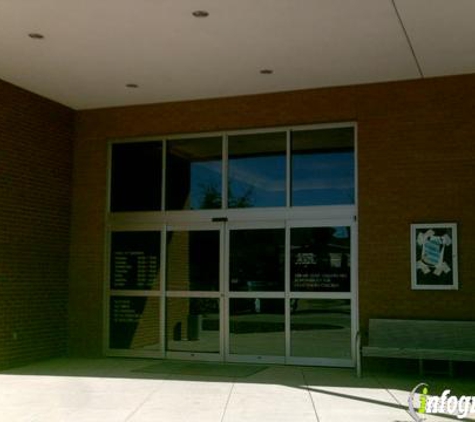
[356,319,475,377]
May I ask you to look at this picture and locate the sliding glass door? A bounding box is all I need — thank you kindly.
[165,225,223,361]
[287,222,355,366]
[106,122,357,367]
[224,220,355,366]
[226,223,286,363]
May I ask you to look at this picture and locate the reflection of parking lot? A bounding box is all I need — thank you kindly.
[227,299,351,359]
[168,299,351,359]
[227,307,350,333]
[226,309,351,358]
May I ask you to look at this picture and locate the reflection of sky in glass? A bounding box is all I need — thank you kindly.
[292,151,354,206]
[190,161,222,209]
[228,155,286,208]
[333,226,349,238]
[188,150,354,209]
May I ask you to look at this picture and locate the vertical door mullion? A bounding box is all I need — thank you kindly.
[285,222,291,362]
[351,221,358,365]
[219,223,226,361]
[221,133,228,360]
[103,229,111,355]
[286,130,291,208]
[223,222,230,360]
[222,134,228,210]
[161,140,166,211]
[160,224,167,356]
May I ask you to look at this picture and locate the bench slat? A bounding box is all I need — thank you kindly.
[367,319,475,350]
[362,346,475,361]
[357,319,475,377]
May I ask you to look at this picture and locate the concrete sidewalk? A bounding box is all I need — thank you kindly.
[0,358,473,422]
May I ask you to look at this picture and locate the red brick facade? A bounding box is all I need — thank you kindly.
[1,73,474,365]
[72,74,475,355]
[0,80,74,369]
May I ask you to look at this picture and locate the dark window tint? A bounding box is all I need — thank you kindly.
[228,132,286,208]
[229,229,285,292]
[229,298,285,356]
[290,299,351,359]
[110,142,162,211]
[166,137,222,210]
[167,230,220,291]
[291,128,354,206]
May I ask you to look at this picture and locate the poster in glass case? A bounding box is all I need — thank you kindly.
[411,223,458,290]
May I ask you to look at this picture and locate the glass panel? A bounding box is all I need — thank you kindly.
[166,298,220,353]
[109,296,160,350]
[291,127,354,206]
[290,299,351,359]
[167,230,220,291]
[110,231,160,290]
[291,227,351,292]
[110,142,162,211]
[228,132,286,208]
[166,137,222,210]
[229,298,285,356]
[229,229,285,292]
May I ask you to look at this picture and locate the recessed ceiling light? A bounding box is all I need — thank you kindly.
[260,69,274,75]
[28,33,45,39]
[192,10,209,18]
[126,83,139,88]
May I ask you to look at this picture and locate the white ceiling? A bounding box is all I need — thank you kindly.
[0,0,474,110]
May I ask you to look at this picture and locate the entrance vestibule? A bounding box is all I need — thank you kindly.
[106,123,357,367]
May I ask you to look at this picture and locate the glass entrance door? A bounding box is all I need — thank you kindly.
[287,222,355,366]
[162,220,356,366]
[106,123,357,366]
[110,219,356,365]
[224,220,355,366]
[165,225,223,361]
[226,223,286,363]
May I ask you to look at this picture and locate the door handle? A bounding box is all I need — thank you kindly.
[212,217,228,222]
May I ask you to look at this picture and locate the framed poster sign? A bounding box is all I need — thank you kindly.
[411,223,458,290]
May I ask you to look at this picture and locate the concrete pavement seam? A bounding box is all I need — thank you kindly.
[301,369,321,422]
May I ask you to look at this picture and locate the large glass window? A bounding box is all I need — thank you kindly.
[110,142,162,211]
[291,128,354,206]
[107,125,356,363]
[228,132,286,208]
[109,125,355,212]
[166,137,222,210]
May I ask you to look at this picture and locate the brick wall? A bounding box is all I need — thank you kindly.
[0,79,74,369]
[357,77,475,339]
[72,74,475,355]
